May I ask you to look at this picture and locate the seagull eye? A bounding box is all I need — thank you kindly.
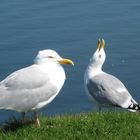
[48,56,54,58]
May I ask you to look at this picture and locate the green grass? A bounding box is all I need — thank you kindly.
[0,112,140,140]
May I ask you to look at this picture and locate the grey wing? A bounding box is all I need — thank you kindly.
[0,65,49,90]
[0,65,58,111]
[87,73,134,107]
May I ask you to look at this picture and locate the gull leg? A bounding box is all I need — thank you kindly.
[109,106,115,112]
[34,112,40,127]
[21,112,26,123]
[96,103,102,112]
[114,106,117,112]
[98,105,102,112]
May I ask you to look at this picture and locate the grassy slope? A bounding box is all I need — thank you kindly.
[0,112,140,140]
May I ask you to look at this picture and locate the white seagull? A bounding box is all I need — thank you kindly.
[0,49,74,126]
[84,39,140,112]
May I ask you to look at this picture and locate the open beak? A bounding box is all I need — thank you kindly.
[97,39,101,51]
[97,38,105,51]
[58,58,74,66]
[101,38,105,49]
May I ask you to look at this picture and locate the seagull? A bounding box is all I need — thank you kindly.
[84,39,140,112]
[0,49,74,126]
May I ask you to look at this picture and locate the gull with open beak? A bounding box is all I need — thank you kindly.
[84,39,140,112]
[0,49,74,126]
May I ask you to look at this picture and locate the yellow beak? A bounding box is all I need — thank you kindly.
[97,38,105,50]
[101,38,105,49]
[97,39,101,50]
[58,58,74,66]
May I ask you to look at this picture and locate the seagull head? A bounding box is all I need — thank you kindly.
[35,49,74,66]
[90,39,106,68]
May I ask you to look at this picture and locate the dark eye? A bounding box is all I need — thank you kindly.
[48,56,54,58]
[99,54,101,58]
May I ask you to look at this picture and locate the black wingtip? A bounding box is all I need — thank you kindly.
[128,103,140,111]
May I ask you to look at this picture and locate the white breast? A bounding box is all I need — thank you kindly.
[39,63,66,92]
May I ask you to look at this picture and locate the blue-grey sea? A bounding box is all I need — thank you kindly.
[0,0,140,122]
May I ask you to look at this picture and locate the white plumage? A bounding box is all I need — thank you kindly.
[84,39,140,112]
[0,49,74,126]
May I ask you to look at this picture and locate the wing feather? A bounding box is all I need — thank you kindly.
[0,64,58,111]
[87,73,133,107]
[0,65,50,90]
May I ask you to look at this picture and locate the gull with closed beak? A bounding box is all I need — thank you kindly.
[0,49,74,126]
